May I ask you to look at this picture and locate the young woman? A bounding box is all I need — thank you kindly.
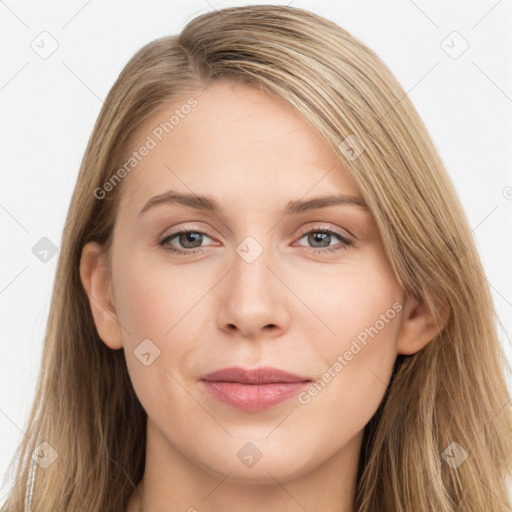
[3,5,511,511]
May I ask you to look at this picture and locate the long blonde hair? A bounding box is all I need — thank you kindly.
[3,5,511,511]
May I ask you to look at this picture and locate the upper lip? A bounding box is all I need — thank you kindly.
[201,366,312,384]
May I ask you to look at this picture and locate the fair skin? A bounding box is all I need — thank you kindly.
[80,81,446,512]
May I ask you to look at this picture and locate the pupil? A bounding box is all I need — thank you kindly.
[310,232,329,248]
[181,232,201,248]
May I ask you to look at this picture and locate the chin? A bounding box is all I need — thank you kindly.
[201,451,311,484]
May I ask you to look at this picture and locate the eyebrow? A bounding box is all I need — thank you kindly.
[138,190,369,217]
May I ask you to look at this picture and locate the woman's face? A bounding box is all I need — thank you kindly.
[83,81,422,486]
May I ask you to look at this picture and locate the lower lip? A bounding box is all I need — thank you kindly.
[201,380,310,411]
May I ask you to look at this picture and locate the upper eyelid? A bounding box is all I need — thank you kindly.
[295,224,351,238]
[162,225,216,242]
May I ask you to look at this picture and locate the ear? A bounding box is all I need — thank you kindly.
[396,291,450,355]
[79,241,123,350]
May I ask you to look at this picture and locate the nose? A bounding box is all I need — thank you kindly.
[216,241,291,339]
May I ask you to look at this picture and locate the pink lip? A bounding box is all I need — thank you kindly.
[200,366,312,411]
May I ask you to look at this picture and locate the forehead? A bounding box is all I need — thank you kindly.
[117,81,361,214]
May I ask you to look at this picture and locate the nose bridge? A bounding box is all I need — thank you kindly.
[235,234,267,268]
[216,232,289,337]
[232,233,276,302]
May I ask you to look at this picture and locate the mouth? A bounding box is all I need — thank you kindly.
[200,366,313,411]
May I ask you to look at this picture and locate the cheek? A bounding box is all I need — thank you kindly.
[113,258,204,418]
[294,301,401,454]
[113,255,213,387]
[114,254,201,341]
[293,252,402,346]
[294,252,402,424]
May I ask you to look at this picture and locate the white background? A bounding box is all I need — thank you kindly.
[1,0,511,505]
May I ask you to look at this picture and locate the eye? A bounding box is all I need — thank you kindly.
[294,227,353,254]
[158,229,214,255]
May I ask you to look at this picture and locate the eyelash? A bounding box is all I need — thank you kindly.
[158,226,353,256]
